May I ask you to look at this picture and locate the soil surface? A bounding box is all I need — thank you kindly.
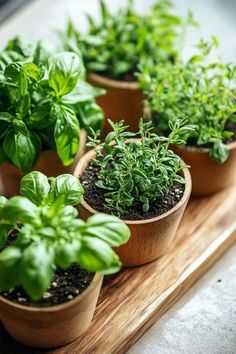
[1,231,94,308]
[0,265,94,308]
[80,163,185,220]
[224,120,236,144]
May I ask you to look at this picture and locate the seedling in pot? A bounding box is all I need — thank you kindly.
[0,171,130,302]
[0,37,105,174]
[85,117,194,217]
[138,38,236,163]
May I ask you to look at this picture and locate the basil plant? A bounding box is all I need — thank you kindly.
[0,172,130,300]
[0,37,104,173]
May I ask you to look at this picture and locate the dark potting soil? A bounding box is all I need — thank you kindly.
[80,163,185,221]
[1,230,94,308]
[0,264,94,308]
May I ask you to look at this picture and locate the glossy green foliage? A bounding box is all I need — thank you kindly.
[0,37,104,173]
[0,172,130,300]
[138,38,236,163]
[61,0,194,79]
[87,118,194,216]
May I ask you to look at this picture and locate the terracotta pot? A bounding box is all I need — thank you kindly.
[173,141,236,195]
[0,129,87,197]
[0,273,103,348]
[73,147,192,267]
[87,73,144,133]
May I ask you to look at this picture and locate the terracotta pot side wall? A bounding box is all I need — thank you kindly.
[0,130,87,197]
[87,74,144,133]
[173,143,236,195]
[0,273,103,348]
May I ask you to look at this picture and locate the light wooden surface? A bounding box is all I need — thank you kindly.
[0,185,235,353]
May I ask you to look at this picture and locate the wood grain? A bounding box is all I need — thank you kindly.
[0,186,236,354]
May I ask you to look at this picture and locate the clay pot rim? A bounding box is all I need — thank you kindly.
[0,272,102,313]
[175,140,236,154]
[74,142,192,225]
[88,72,140,90]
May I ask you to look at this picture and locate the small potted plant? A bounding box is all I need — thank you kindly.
[61,0,192,132]
[139,38,236,195]
[0,171,130,348]
[74,118,192,266]
[0,37,105,196]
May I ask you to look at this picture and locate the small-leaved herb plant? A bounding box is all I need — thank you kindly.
[0,37,104,173]
[138,38,236,163]
[87,118,194,216]
[62,0,195,80]
[0,171,130,301]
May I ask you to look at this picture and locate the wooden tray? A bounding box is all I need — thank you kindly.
[0,186,236,354]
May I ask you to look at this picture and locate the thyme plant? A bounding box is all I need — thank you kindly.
[138,38,236,163]
[87,118,194,216]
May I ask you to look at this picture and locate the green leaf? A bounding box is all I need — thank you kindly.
[55,239,81,269]
[48,52,82,96]
[62,80,105,104]
[78,236,121,274]
[77,101,104,131]
[3,129,41,173]
[1,196,39,224]
[53,104,81,166]
[49,174,84,205]
[209,140,229,163]
[0,246,22,290]
[0,224,13,248]
[0,196,8,217]
[22,62,40,81]
[0,112,14,123]
[19,242,54,300]
[84,213,130,247]
[20,171,50,206]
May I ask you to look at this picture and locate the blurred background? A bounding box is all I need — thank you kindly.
[0,0,236,61]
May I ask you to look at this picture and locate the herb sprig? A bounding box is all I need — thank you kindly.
[87,118,194,216]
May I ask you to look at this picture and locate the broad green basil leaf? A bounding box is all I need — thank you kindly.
[0,246,22,290]
[78,236,121,274]
[55,238,81,269]
[0,112,14,123]
[84,213,130,247]
[30,98,53,128]
[48,52,82,96]
[20,171,50,206]
[49,174,84,205]
[3,129,41,173]
[0,196,8,217]
[5,62,28,96]
[0,224,13,248]
[19,242,54,300]
[62,81,105,104]
[210,140,229,163]
[16,93,30,118]
[53,104,80,165]
[22,62,40,81]
[77,101,104,131]
[1,196,39,224]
